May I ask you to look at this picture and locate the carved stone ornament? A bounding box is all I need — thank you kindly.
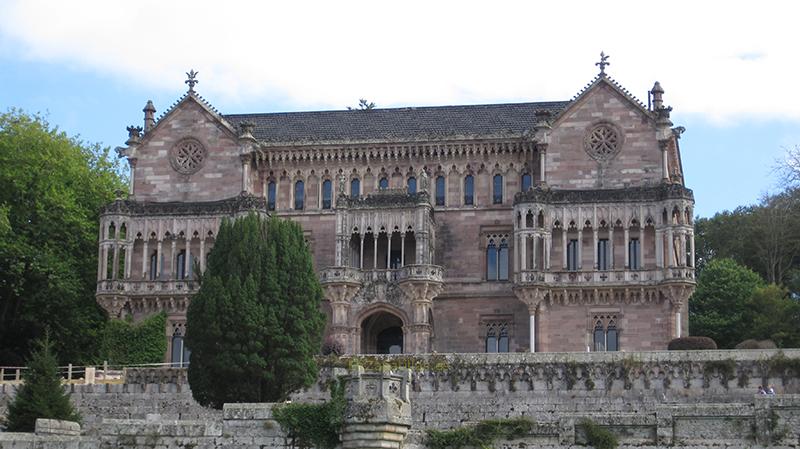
[170,138,207,175]
[584,122,623,161]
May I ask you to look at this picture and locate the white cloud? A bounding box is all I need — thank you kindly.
[1,0,798,123]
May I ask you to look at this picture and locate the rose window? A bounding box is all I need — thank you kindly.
[170,138,206,174]
[584,123,622,161]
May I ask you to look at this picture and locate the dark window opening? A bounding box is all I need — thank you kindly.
[322,180,332,209]
[464,175,474,205]
[294,180,304,210]
[267,181,276,211]
[407,177,417,194]
[435,176,445,206]
[493,174,503,204]
[567,239,579,271]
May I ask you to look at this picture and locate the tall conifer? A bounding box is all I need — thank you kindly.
[185,214,325,408]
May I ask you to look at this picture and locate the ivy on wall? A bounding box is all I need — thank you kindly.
[272,378,345,449]
[97,312,167,365]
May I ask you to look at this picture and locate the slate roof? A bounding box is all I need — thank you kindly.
[223,101,569,144]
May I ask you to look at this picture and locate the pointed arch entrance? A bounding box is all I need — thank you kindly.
[359,306,406,354]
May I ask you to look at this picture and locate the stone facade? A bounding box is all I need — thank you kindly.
[96,62,695,359]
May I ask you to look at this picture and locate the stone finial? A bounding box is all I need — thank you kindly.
[185,69,199,92]
[595,51,610,76]
[238,121,256,140]
[534,109,552,130]
[143,100,156,132]
[126,125,143,145]
[651,81,665,110]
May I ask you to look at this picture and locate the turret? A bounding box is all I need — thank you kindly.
[143,100,156,133]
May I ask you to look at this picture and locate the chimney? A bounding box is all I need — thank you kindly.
[143,100,156,133]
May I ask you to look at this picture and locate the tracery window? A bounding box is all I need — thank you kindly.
[597,238,609,270]
[407,177,417,194]
[170,326,191,367]
[567,239,579,271]
[485,322,509,353]
[628,238,640,269]
[486,235,509,281]
[464,175,474,205]
[493,174,503,204]
[350,178,360,199]
[149,251,158,280]
[170,138,207,175]
[267,181,276,211]
[321,180,332,209]
[592,315,619,352]
[584,123,622,161]
[176,250,186,279]
[294,180,304,210]
[379,177,389,190]
[435,176,445,206]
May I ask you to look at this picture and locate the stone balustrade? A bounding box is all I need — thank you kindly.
[515,267,694,285]
[96,279,199,295]
[321,264,444,285]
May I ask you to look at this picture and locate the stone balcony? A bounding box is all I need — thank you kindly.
[96,279,199,296]
[320,264,444,285]
[514,266,694,287]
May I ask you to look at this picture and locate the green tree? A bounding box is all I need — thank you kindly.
[747,284,800,348]
[185,214,326,408]
[0,110,126,365]
[689,258,764,348]
[2,335,81,431]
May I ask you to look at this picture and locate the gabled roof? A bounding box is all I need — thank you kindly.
[139,91,238,145]
[224,101,569,144]
[553,74,654,125]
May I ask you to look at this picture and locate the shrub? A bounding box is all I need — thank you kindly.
[2,335,81,431]
[735,339,777,349]
[426,417,535,449]
[321,336,344,356]
[667,336,717,350]
[580,419,618,449]
[98,312,167,364]
[273,378,345,449]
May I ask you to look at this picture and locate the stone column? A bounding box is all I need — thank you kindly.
[199,238,206,273]
[386,232,392,269]
[101,244,109,280]
[539,149,547,185]
[170,239,177,280]
[544,234,551,270]
[400,233,405,267]
[562,230,568,269]
[398,281,442,353]
[97,242,104,281]
[577,229,583,270]
[529,306,537,353]
[662,143,670,181]
[184,238,191,279]
[156,240,163,280]
[689,231,696,267]
[655,230,663,268]
[608,227,615,269]
[142,240,149,279]
[514,234,520,273]
[667,228,675,268]
[592,229,598,269]
[241,155,250,193]
[520,234,527,271]
[532,235,538,270]
[623,227,630,269]
[373,235,378,269]
[359,234,365,269]
[640,227,647,269]
[125,244,132,279]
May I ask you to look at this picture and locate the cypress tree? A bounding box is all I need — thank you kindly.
[3,335,81,431]
[185,214,325,408]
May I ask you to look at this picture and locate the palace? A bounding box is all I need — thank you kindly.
[96,59,695,363]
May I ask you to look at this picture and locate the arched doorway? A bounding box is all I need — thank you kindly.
[360,311,404,354]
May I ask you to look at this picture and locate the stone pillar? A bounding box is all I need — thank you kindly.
[111,243,119,280]
[577,229,583,270]
[128,158,137,196]
[386,232,392,269]
[529,307,536,353]
[608,227,615,269]
[514,234,520,273]
[125,243,132,279]
[142,240,149,279]
[689,231,696,267]
[199,238,206,273]
[342,366,411,449]
[373,236,378,269]
[170,239,177,280]
[520,234,527,271]
[562,230,568,269]
[101,244,109,280]
[400,233,405,267]
[398,281,442,353]
[539,149,547,185]
[533,235,539,270]
[322,282,361,354]
[184,238,191,279]
[156,240,163,280]
[655,230,663,268]
[359,234,365,269]
[640,227,647,269]
[667,228,675,267]
[623,227,630,269]
[662,143,670,181]
[592,229,598,269]
[544,234,551,270]
[97,242,104,281]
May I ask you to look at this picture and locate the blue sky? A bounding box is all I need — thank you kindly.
[1,1,799,218]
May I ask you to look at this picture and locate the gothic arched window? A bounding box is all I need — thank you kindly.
[592,316,620,352]
[486,239,498,281]
[294,180,304,210]
[350,178,360,198]
[464,175,474,205]
[493,174,503,204]
[379,177,389,190]
[435,176,445,206]
[606,320,619,351]
[498,239,509,281]
[486,327,497,353]
[593,320,606,352]
[407,177,417,194]
[149,251,158,281]
[321,180,332,209]
[170,327,191,367]
[521,173,532,192]
[267,181,276,211]
[485,322,509,353]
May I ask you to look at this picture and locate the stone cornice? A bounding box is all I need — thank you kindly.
[514,183,694,206]
[101,193,268,217]
[338,190,432,209]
